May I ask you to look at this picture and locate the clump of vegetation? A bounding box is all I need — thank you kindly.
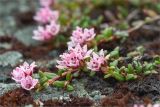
[11,0,160,100]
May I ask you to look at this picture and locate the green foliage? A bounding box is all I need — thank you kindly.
[109,47,120,58]
[66,84,74,91]
[72,16,103,28]
[38,71,58,89]
[53,81,65,88]
[104,54,159,81]
[66,72,72,81]
[96,27,113,42]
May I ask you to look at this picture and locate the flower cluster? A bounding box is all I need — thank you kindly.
[87,49,105,71]
[57,27,106,72]
[34,7,59,24]
[11,62,38,90]
[11,25,160,92]
[33,22,60,41]
[33,0,60,41]
[56,45,93,69]
[68,27,96,47]
[40,0,54,7]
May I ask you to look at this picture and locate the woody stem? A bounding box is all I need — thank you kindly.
[48,69,77,85]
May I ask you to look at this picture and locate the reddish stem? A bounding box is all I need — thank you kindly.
[48,69,77,85]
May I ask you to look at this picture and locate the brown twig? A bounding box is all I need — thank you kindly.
[48,69,77,85]
[98,16,160,44]
[127,16,160,33]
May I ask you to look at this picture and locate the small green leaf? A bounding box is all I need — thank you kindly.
[67,85,74,91]
[44,72,58,79]
[136,46,145,54]
[89,71,96,77]
[104,74,112,79]
[134,61,142,73]
[40,76,48,85]
[144,70,158,75]
[113,72,125,81]
[58,69,65,75]
[38,71,45,78]
[102,27,113,38]
[43,82,49,89]
[66,73,72,81]
[155,57,160,65]
[53,81,65,88]
[145,63,154,71]
[110,47,119,58]
[126,74,137,81]
[124,68,129,73]
[120,66,125,71]
[110,60,118,67]
[128,64,134,73]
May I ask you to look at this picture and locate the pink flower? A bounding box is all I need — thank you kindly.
[20,62,37,75]
[70,27,96,46]
[33,23,59,41]
[34,7,59,24]
[68,44,93,60]
[83,28,96,41]
[21,76,38,90]
[57,45,93,69]
[11,67,25,83]
[12,62,38,90]
[56,51,81,69]
[33,26,51,41]
[40,0,53,7]
[67,41,77,48]
[87,49,105,71]
[71,27,85,45]
[46,21,60,36]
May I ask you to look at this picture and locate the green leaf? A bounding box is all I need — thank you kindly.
[144,63,154,71]
[39,76,48,85]
[124,64,134,73]
[127,64,134,73]
[67,85,74,91]
[53,81,65,88]
[102,27,113,38]
[154,57,160,65]
[126,74,137,81]
[43,82,49,89]
[66,73,72,81]
[136,46,145,54]
[124,68,129,73]
[134,61,142,73]
[38,71,45,78]
[113,72,125,81]
[120,66,125,71]
[58,69,65,75]
[44,72,58,79]
[89,71,96,77]
[144,70,158,75]
[104,74,112,79]
[110,47,119,58]
[110,60,118,67]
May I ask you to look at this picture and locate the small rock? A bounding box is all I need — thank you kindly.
[0,43,12,49]
[90,90,102,100]
[0,83,20,96]
[0,51,23,67]
[32,79,90,101]
[48,50,59,58]
[14,26,40,46]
